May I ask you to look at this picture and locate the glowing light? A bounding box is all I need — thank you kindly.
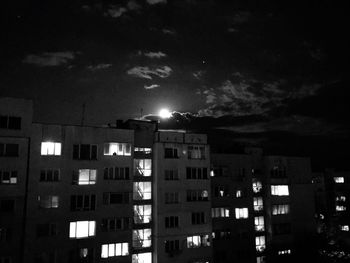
[159,108,172,119]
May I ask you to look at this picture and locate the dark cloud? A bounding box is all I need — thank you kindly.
[22,52,77,67]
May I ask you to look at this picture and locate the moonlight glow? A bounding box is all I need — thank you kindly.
[159,108,172,119]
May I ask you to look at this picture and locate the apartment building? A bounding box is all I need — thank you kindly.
[153,131,212,263]
[1,97,319,263]
[0,98,33,263]
[211,149,316,263]
[324,170,350,247]
[0,97,213,263]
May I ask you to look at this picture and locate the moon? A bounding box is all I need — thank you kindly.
[159,108,172,119]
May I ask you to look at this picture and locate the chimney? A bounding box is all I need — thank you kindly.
[116,119,124,129]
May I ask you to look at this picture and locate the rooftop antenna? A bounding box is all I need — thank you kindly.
[81,102,86,126]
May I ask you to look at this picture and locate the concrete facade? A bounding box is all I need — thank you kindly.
[211,151,316,263]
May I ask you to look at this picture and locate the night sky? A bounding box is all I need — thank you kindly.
[1,0,349,170]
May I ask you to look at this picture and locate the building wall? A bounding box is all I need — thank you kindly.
[23,123,134,262]
[153,131,212,263]
[0,97,33,263]
[211,153,316,263]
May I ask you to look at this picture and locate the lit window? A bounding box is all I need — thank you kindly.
[41,142,61,156]
[336,195,346,202]
[278,249,291,255]
[212,208,230,218]
[133,229,151,248]
[69,221,95,239]
[187,234,210,248]
[134,159,152,177]
[101,242,129,258]
[134,205,152,224]
[272,204,289,215]
[255,236,265,252]
[210,170,214,177]
[133,182,152,200]
[73,169,96,185]
[255,216,265,232]
[132,252,152,263]
[188,145,205,159]
[254,197,263,211]
[236,190,242,198]
[38,195,59,208]
[334,177,345,183]
[252,179,262,193]
[336,205,346,211]
[134,147,152,154]
[0,171,18,184]
[271,185,289,196]
[235,208,249,219]
[104,143,131,156]
[340,225,349,231]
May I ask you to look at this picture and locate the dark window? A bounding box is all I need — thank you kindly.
[0,116,21,130]
[0,227,12,242]
[164,148,178,158]
[0,200,15,212]
[213,230,231,240]
[40,169,60,182]
[214,186,229,197]
[186,190,209,202]
[101,217,130,231]
[165,216,179,228]
[36,223,57,237]
[213,167,228,177]
[165,192,179,204]
[8,117,21,130]
[35,251,56,263]
[271,166,287,178]
[70,195,96,211]
[186,167,208,179]
[272,223,291,235]
[192,212,205,225]
[0,116,7,128]
[73,144,97,160]
[0,143,19,157]
[104,167,130,180]
[69,248,94,263]
[165,169,179,180]
[165,240,180,253]
[103,193,129,204]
